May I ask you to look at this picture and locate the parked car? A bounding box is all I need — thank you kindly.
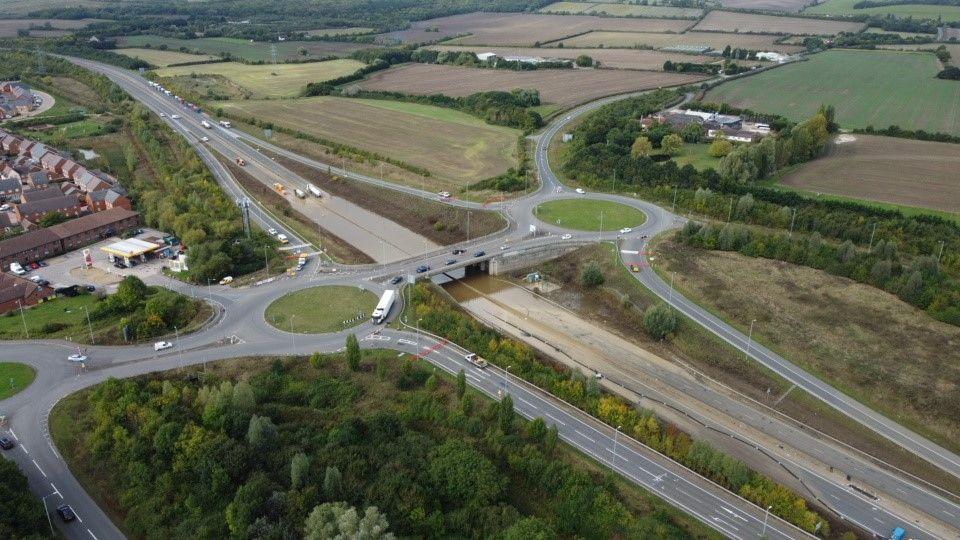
[85,285,96,292]
[561,233,572,240]
[154,341,173,352]
[446,259,457,265]
[67,354,87,363]
[37,279,50,287]
[29,275,43,283]
[37,260,48,267]
[474,250,485,257]
[0,437,14,450]
[29,262,39,270]
[416,265,430,273]
[389,276,403,285]
[56,505,76,523]
[451,248,465,255]
[9,262,25,275]
[219,276,233,285]
[0,204,9,211]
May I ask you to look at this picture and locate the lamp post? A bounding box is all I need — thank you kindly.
[16,299,28,338]
[40,492,57,535]
[761,505,773,536]
[612,425,622,466]
[290,315,297,356]
[416,317,422,351]
[81,305,94,344]
[174,325,184,369]
[745,318,757,360]
[503,365,512,396]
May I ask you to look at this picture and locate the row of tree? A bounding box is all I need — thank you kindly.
[0,458,50,539]
[411,283,830,535]
[66,347,704,538]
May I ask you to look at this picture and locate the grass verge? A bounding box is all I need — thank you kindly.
[535,199,647,231]
[265,285,377,333]
[0,362,36,400]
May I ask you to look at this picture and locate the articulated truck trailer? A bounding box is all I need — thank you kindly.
[372,289,396,324]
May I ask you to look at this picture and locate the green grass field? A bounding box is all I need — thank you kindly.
[804,0,960,22]
[0,362,36,400]
[706,49,960,136]
[265,285,378,333]
[156,59,365,98]
[115,48,217,67]
[220,97,519,185]
[122,35,369,62]
[535,199,647,231]
[663,143,718,171]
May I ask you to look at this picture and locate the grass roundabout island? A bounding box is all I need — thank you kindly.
[0,362,36,400]
[535,199,647,231]
[265,285,378,333]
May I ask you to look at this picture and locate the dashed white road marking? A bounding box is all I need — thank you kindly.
[574,429,595,442]
[87,529,98,540]
[51,483,61,498]
[545,413,566,426]
[516,396,538,409]
[20,443,29,455]
[32,459,46,478]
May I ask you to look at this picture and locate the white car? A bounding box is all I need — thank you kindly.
[29,275,43,283]
[575,188,585,194]
[561,233,572,240]
[219,276,233,285]
[9,262,26,275]
[171,114,181,119]
[0,204,9,211]
[200,136,209,142]
[154,341,173,351]
[619,227,632,234]
[67,354,87,363]
[268,228,278,236]
[159,112,166,117]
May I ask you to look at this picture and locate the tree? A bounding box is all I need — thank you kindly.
[428,439,504,506]
[499,394,515,433]
[630,135,653,157]
[708,138,733,158]
[290,452,310,489]
[574,54,593,67]
[247,414,277,452]
[225,472,271,535]
[0,458,48,538]
[902,270,923,302]
[38,211,68,227]
[643,303,678,339]
[456,369,467,399]
[304,502,394,540]
[580,263,604,288]
[502,517,556,539]
[309,351,323,369]
[323,465,342,499]
[661,133,684,156]
[115,275,149,311]
[680,122,703,143]
[346,333,360,371]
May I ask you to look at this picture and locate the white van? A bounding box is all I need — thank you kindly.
[9,262,26,275]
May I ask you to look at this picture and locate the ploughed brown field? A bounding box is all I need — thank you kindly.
[692,10,866,35]
[780,134,960,213]
[554,30,804,54]
[427,45,717,70]
[377,12,693,46]
[355,63,708,107]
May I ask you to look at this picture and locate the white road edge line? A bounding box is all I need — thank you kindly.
[32,459,46,478]
[87,529,99,540]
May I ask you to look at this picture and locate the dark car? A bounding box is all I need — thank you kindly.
[389,276,403,285]
[37,279,50,287]
[85,285,96,292]
[416,265,430,273]
[0,437,14,450]
[452,249,465,255]
[446,259,457,265]
[56,505,76,522]
[474,250,485,257]
[37,260,48,267]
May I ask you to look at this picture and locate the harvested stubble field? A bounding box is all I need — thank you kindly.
[305,27,374,37]
[378,12,693,46]
[539,1,703,18]
[156,59,365,98]
[880,42,960,59]
[706,49,960,136]
[427,44,717,70]
[221,97,518,185]
[555,30,803,53]
[653,237,960,453]
[692,10,866,35]
[355,63,708,107]
[115,48,217,67]
[717,0,812,12]
[0,18,103,36]
[779,134,960,213]
[120,35,373,62]
[804,0,960,22]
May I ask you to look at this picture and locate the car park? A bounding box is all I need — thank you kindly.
[154,341,173,351]
[56,505,76,523]
[68,354,87,363]
[0,437,14,450]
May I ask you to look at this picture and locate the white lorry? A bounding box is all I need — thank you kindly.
[219,120,232,128]
[307,183,322,198]
[201,120,212,129]
[371,289,396,324]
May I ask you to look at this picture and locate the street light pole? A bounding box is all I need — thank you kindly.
[290,315,297,356]
[416,317,422,351]
[762,505,772,536]
[174,325,183,369]
[82,305,94,344]
[745,318,757,360]
[41,493,57,535]
[599,210,604,242]
[612,424,622,466]
[16,299,28,338]
[504,365,512,396]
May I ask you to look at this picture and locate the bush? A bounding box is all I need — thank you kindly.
[643,303,678,339]
[580,263,605,287]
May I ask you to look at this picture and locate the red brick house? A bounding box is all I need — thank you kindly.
[0,273,55,315]
[15,194,82,223]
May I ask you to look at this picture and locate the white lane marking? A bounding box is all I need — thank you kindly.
[20,443,29,455]
[545,413,566,426]
[74,511,84,524]
[516,396,538,409]
[51,483,61,498]
[574,429,595,442]
[873,517,883,524]
[943,510,956,517]
[721,506,748,522]
[87,529,99,540]
[32,459,46,477]
[713,516,739,532]
[9,429,17,440]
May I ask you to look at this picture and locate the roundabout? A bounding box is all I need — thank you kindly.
[534,198,647,232]
[265,285,378,333]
